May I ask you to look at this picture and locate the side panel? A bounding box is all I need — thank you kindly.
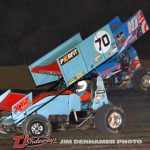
[69,94,81,112]
[78,24,118,73]
[13,94,81,123]
[58,25,118,87]
[29,33,83,86]
[109,16,122,32]
[36,95,70,116]
[78,33,106,71]
[28,68,60,86]
[57,47,88,86]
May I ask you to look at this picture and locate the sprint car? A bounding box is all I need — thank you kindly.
[0,10,149,138]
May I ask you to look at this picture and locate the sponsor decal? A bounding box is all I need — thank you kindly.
[59,48,78,65]
[94,31,111,53]
[96,89,105,94]
[13,135,57,149]
[128,10,149,35]
[118,33,132,54]
[68,72,84,85]
[39,70,61,76]
[109,48,117,56]
[12,136,142,149]
[68,77,77,85]
[114,31,125,47]
[94,54,102,63]
[76,72,84,79]
[14,97,31,113]
[31,61,62,76]
[128,15,138,34]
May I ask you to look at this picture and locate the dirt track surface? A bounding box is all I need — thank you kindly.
[0,89,150,150]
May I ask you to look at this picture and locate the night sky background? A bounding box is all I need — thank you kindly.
[0,0,150,66]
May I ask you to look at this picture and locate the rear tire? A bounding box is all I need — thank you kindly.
[23,114,52,137]
[132,68,150,94]
[95,104,126,134]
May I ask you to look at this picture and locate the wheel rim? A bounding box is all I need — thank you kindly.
[30,122,44,136]
[141,75,150,88]
[0,116,11,134]
[0,125,8,134]
[108,112,122,129]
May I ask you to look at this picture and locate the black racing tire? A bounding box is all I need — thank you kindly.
[0,111,15,139]
[95,104,126,134]
[132,68,150,94]
[23,114,52,137]
[0,131,15,139]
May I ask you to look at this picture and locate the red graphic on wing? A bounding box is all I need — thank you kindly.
[31,61,62,76]
[0,93,26,112]
[138,10,149,33]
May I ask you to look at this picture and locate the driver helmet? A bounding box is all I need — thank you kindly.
[76,80,88,93]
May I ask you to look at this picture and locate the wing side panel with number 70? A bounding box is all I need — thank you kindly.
[57,24,118,86]
[78,24,118,73]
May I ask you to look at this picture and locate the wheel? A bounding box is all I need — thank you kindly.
[95,104,126,134]
[132,68,150,93]
[0,111,15,139]
[23,114,52,137]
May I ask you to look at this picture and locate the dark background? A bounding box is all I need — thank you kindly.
[0,0,150,66]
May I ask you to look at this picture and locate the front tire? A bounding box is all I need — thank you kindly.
[23,114,52,137]
[95,104,126,134]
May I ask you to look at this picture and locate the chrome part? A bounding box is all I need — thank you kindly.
[108,112,122,129]
[141,75,150,88]
[1,117,14,126]
[31,123,44,135]
[73,111,78,122]
[77,114,93,128]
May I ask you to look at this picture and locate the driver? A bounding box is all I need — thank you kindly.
[76,80,96,103]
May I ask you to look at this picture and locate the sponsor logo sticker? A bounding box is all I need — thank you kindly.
[109,48,117,56]
[59,48,78,65]
[14,97,31,113]
[94,54,102,63]
[68,72,84,85]
[114,31,125,47]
